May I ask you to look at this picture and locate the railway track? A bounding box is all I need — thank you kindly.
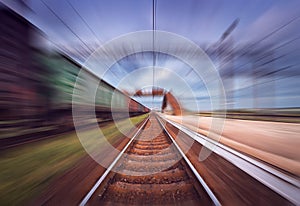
[160,113,300,205]
[80,113,218,205]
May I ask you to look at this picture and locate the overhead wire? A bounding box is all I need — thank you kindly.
[152,0,157,109]
[40,0,93,55]
[65,0,103,46]
[66,0,131,82]
[219,15,300,71]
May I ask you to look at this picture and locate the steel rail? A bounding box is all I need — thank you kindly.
[79,116,150,206]
[156,116,221,206]
[159,114,300,205]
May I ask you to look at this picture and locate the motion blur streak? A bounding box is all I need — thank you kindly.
[0,0,299,205]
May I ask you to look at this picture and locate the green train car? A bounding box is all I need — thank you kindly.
[38,51,149,119]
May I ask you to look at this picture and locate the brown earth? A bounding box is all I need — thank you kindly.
[165,121,292,205]
[165,114,300,176]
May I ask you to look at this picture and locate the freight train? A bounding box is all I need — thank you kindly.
[38,51,150,126]
[0,4,149,136]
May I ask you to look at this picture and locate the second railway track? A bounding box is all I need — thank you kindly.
[81,113,216,205]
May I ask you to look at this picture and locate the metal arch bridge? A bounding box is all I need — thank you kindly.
[127,87,182,116]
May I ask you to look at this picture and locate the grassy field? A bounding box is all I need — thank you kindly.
[0,114,148,205]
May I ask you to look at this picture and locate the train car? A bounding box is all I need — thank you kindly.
[0,4,148,142]
[39,51,148,122]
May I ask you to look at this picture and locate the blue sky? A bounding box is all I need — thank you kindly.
[5,0,299,45]
[2,0,300,110]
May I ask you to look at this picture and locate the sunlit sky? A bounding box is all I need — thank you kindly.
[2,0,300,110]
